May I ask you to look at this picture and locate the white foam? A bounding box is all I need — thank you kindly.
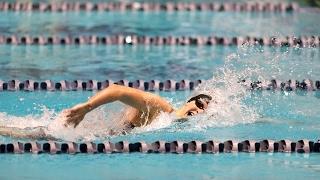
[132,45,263,134]
[1,44,291,141]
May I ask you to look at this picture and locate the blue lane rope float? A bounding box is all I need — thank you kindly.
[0,2,299,12]
[0,35,319,47]
[0,79,319,92]
[0,139,318,154]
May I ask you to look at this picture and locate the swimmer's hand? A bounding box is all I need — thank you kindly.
[64,103,92,128]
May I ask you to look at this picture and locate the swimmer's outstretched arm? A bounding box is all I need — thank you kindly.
[65,84,173,127]
[0,126,57,140]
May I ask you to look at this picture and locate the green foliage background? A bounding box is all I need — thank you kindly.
[296,0,320,7]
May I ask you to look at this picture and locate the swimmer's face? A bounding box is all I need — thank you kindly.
[181,98,210,117]
[176,94,212,118]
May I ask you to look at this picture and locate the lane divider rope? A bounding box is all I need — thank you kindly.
[0,139,318,154]
[0,79,319,92]
[0,2,299,12]
[0,35,319,47]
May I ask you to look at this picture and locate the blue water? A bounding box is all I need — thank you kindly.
[0,1,320,179]
[0,90,320,143]
[0,11,319,36]
[1,153,320,180]
[0,45,319,80]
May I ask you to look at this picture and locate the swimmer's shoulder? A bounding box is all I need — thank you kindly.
[143,92,174,113]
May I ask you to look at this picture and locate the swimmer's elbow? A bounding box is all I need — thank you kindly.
[108,84,126,99]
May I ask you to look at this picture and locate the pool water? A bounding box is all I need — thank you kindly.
[0,11,319,36]
[0,90,320,142]
[1,153,320,180]
[0,1,320,179]
[0,45,319,80]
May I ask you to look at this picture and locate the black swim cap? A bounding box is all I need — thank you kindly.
[187,94,212,103]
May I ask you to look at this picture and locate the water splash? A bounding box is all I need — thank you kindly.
[0,105,117,141]
[0,105,54,128]
[0,44,305,141]
[134,44,264,134]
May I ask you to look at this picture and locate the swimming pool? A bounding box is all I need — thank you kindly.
[0,11,319,36]
[0,46,319,80]
[0,1,320,179]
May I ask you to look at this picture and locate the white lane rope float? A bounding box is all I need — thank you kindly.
[0,2,299,12]
[0,79,319,92]
[0,35,319,47]
[0,139,318,154]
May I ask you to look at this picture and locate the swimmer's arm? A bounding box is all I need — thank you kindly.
[65,84,173,127]
[87,84,173,112]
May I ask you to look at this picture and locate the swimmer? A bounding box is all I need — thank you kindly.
[0,84,212,140]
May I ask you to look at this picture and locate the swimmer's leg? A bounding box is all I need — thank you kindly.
[0,126,57,140]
